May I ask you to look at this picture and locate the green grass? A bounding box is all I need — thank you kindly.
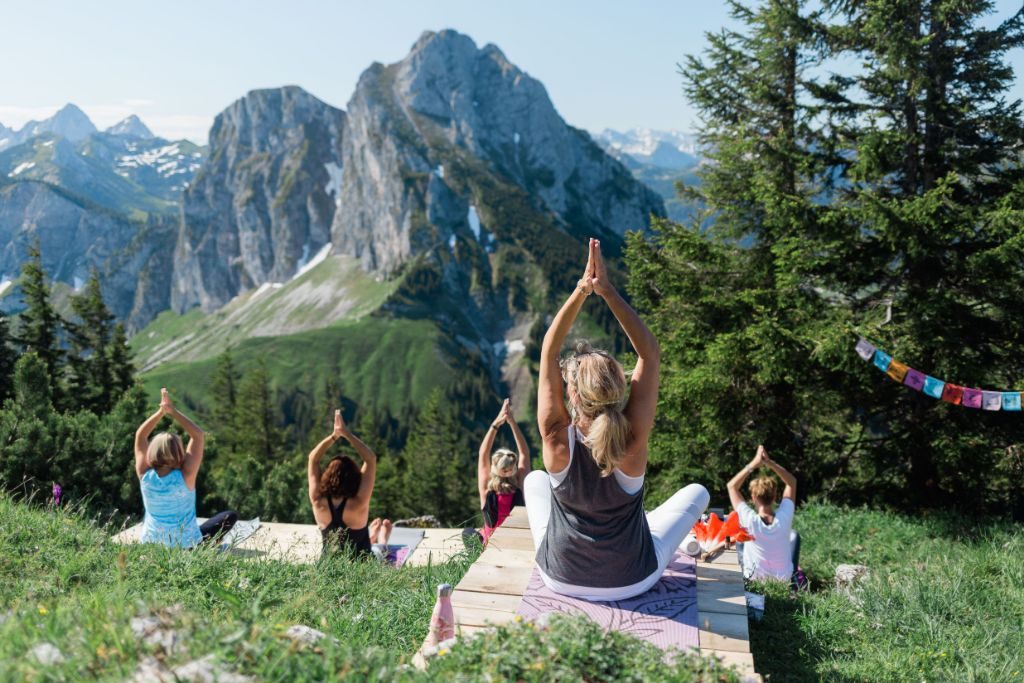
[748,502,1024,682]
[141,315,460,425]
[131,254,398,369]
[0,496,739,681]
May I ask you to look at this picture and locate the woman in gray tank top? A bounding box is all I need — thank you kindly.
[525,238,709,601]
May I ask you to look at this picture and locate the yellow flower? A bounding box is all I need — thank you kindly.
[513,615,523,623]
[37,606,48,615]
[438,649,449,657]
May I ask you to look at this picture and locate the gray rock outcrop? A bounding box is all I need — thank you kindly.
[171,86,345,312]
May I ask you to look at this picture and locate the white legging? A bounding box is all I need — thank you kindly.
[524,470,710,601]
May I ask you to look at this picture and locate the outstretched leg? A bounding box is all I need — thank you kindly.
[646,484,710,570]
[200,510,238,542]
[524,470,553,550]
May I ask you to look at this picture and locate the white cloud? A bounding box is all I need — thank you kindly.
[123,98,155,107]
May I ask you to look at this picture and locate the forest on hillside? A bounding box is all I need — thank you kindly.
[1,0,1023,526]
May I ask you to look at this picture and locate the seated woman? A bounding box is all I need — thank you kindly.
[526,239,710,601]
[307,409,384,558]
[726,445,799,582]
[134,388,237,547]
[477,398,530,543]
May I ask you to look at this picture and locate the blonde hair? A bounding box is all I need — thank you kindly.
[750,476,779,505]
[147,433,185,470]
[488,449,518,493]
[561,341,631,476]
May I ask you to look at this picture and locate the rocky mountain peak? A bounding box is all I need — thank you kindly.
[171,86,345,313]
[105,115,154,139]
[30,103,97,142]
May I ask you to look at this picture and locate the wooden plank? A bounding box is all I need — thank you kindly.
[703,649,758,677]
[698,610,750,653]
[696,580,748,615]
[455,562,534,595]
[474,546,536,569]
[451,590,523,614]
[483,530,536,552]
[499,507,530,529]
[455,606,519,628]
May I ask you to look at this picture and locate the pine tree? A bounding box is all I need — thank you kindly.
[17,241,63,401]
[808,0,1024,509]
[399,389,476,525]
[627,0,839,503]
[66,270,116,414]
[208,349,241,452]
[107,322,136,397]
[0,312,18,403]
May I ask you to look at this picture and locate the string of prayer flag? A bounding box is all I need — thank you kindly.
[856,339,1021,411]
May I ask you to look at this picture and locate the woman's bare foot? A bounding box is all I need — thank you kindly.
[380,519,393,546]
[369,517,383,544]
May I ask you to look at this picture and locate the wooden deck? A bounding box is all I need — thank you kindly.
[430,507,760,680]
[111,521,466,567]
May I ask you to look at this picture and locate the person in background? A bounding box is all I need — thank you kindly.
[726,445,800,583]
[134,388,237,547]
[525,238,710,601]
[476,398,530,543]
[307,409,383,557]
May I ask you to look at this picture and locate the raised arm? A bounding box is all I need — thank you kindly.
[763,450,797,502]
[539,251,595,471]
[341,415,378,506]
[728,446,765,510]
[160,389,205,489]
[588,240,660,451]
[134,406,166,478]
[478,400,506,508]
[505,403,531,490]
[305,409,342,505]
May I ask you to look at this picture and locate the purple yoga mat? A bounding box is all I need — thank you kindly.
[386,545,411,567]
[516,551,699,651]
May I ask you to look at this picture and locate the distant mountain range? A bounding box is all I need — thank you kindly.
[0,30,695,428]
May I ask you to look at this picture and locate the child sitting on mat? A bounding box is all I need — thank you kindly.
[726,445,802,585]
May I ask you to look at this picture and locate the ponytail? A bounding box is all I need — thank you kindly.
[563,341,632,476]
[585,405,631,476]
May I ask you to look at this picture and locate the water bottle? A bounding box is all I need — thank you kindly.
[427,583,455,646]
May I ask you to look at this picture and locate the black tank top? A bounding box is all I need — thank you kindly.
[536,426,658,588]
[320,496,372,556]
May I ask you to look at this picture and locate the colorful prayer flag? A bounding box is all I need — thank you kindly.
[855,339,876,361]
[1002,392,1022,411]
[941,383,964,405]
[923,376,945,399]
[961,388,983,409]
[982,391,1003,411]
[903,368,926,391]
[886,360,909,383]
[873,350,893,373]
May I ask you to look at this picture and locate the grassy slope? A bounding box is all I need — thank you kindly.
[131,254,398,370]
[142,315,456,423]
[748,502,1024,682]
[0,496,739,682]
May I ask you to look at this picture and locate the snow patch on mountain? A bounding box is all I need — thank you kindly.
[324,162,342,206]
[467,205,481,241]
[117,143,198,177]
[293,243,332,280]
[9,162,35,177]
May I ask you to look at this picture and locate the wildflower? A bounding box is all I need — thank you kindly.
[438,648,449,656]
[513,615,522,622]
[37,606,48,615]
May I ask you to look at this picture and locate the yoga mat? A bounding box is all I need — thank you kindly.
[516,551,699,651]
[383,527,424,568]
[218,518,261,549]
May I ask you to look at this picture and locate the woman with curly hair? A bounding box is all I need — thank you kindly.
[307,409,389,557]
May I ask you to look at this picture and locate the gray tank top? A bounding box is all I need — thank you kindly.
[536,426,658,588]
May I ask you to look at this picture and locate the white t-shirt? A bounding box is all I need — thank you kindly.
[736,498,795,581]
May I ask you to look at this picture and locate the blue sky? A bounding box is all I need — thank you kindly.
[1,1,1022,143]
